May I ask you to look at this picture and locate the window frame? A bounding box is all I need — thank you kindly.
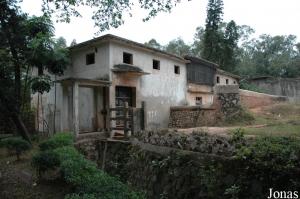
[216,76,220,84]
[153,59,160,70]
[195,96,203,106]
[86,53,95,65]
[123,52,133,65]
[174,65,180,75]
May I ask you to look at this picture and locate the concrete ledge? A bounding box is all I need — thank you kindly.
[214,85,239,94]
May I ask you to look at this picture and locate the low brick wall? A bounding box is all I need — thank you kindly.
[240,89,288,109]
[169,85,241,128]
[168,106,218,128]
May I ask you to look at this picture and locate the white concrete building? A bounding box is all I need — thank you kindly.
[33,34,239,136]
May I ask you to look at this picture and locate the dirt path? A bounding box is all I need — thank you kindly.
[0,149,71,199]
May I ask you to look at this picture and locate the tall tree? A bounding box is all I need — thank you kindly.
[144,39,163,50]
[237,34,300,78]
[165,38,191,56]
[221,20,239,71]
[0,1,69,142]
[202,0,224,64]
[191,26,205,57]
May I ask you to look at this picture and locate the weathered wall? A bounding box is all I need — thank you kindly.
[214,85,241,119]
[76,136,234,199]
[31,80,64,133]
[240,89,288,109]
[168,106,219,128]
[169,85,241,128]
[76,130,300,199]
[186,83,214,106]
[67,42,110,80]
[249,77,300,102]
[215,73,238,85]
[109,42,187,129]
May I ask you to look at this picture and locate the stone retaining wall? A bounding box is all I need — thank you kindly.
[168,106,219,128]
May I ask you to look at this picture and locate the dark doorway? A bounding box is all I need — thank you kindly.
[115,86,135,107]
[115,86,136,129]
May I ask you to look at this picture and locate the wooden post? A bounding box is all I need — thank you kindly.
[108,105,113,138]
[124,102,128,138]
[130,108,134,136]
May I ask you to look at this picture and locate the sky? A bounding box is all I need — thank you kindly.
[21,0,300,46]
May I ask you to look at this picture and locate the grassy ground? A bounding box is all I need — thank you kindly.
[180,102,300,137]
[242,102,300,137]
[0,142,71,199]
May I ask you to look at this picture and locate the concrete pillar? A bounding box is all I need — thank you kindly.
[73,82,79,136]
[61,85,69,132]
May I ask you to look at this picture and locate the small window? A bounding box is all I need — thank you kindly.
[123,52,133,64]
[216,76,220,84]
[86,53,95,65]
[233,81,236,84]
[174,65,180,74]
[196,97,203,105]
[153,59,160,70]
[226,79,229,85]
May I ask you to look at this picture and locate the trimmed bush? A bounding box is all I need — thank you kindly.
[39,132,73,151]
[54,146,144,199]
[0,137,31,160]
[32,150,61,177]
[32,134,144,199]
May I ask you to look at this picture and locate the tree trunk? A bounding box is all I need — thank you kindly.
[0,93,32,144]
[10,112,32,144]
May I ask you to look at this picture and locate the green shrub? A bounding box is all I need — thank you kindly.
[232,136,300,198]
[32,135,144,199]
[229,128,246,149]
[239,80,267,93]
[39,132,73,151]
[237,136,300,169]
[224,107,254,125]
[32,150,61,177]
[64,193,97,199]
[54,147,144,199]
[0,137,31,160]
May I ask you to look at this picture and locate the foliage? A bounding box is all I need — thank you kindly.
[38,132,73,151]
[64,194,97,199]
[202,0,224,64]
[30,75,53,94]
[165,37,191,56]
[0,137,31,160]
[32,133,144,199]
[41,0,180,32]
[230,136,300,198]
[223,107,254,126]
[221,20,239,71]
[32,150,61,176]
[236,34,300,78]
[229,128,246,145]
[239,79,267,93]
[144,39,163,50]
[0,1,69,142]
